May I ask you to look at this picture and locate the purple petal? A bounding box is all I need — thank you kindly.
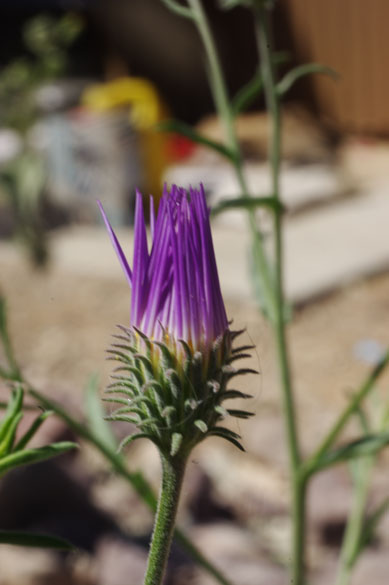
[131,190,149,327]
[97,200,132,287]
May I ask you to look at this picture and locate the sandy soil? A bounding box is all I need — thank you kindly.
[0,249,388,584]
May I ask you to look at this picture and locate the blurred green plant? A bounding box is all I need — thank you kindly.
[0,295,77,549]
[0,294,234,585]
[0,386,76,549]
[159,1,388,584]
[0,13,82,266]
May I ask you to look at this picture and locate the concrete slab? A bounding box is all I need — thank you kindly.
[166,162,342,229]
[0,184,387,306]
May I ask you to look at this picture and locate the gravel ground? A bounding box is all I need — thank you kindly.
[0,248,388,585]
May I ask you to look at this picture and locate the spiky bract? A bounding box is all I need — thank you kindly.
[105,326,255,458]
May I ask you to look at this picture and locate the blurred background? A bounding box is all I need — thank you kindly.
[0,1,388,584]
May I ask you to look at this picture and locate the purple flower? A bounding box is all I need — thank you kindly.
[100,185,255,456]
[98,184,228,352]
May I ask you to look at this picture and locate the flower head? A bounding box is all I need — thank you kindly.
[100,185,255,458]
[99,184,228,352]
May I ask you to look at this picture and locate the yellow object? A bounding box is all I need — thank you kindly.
[82,77,169,198]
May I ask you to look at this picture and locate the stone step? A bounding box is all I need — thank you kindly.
[0,182,387,306]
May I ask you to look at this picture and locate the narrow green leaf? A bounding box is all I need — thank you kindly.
[161,406,176,426]
[171,432,183,456]
[112,365,144,386]
[0,412,23,457]
[0,387,24,446]
[0,530,73,550]
[107,379,139,394]
[227,367,259,379]
[29,390,157,511]
[209,426,242,440]
[160,0,194,19]
[309,350,389,469]
[85,375,117,452]
[104,414,139,424]
[0,297,22,380]
[211,195,284,216]
[118,433,149,453]
[157,119,236,162]
[227,409,255,419]
[0,442,77,476]
[111,406,141,416]
[232,73,263,116]
[153,341,175,369]
[277,63,338,96]
[352,496,389,562]
[354,402,371,435]
[194,420,208,433]
[218,0,252,9]
[311,433,389,474]
[227,352,252,363]
[14,410,52,451]
[232,344,255,354]
[215,405,228,418]
[134,354,154,376]
[208,428,245,451]
[102,397,131,406]
[220,389,253,400]
[106,349,134,365]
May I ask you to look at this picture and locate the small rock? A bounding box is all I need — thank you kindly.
[95,535,148,585]
[188,522,285,585]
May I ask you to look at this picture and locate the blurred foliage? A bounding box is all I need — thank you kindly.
[0,385,76,549]
[0,13,82,267]
[0,294,77,548]
[0,13,82,132]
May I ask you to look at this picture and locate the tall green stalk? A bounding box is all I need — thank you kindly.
[253,3,304,582]
[185,0,304,581]
[186,0,276,321]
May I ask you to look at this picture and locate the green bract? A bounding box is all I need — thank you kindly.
[105,326,255,457]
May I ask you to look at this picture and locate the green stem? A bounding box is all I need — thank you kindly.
[310,351,389,468]
[254,2,304,582]
[334,456,374,585]
[187,0,275,317]
[31,389,235,585]
[143,454,187,585]
[186,0,240,160]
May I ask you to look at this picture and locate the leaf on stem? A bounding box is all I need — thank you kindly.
[351,496,389,564]
[85,374,117,452]
[14,410,52,451]
[156,119,236,162]
[249,237,274,321]
[211,195,284,216]
[277,63,338,97]
[0,530,73,550]
[160,0,194,19]
[0,386,24,450]
[0,442,77,476]
[311,432,389,474]
[218,0,252,9]
[231,73,263,116]
[308,350,389,471]
[0,296,22,380]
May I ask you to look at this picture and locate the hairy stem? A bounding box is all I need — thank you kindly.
[143,454,187,585]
